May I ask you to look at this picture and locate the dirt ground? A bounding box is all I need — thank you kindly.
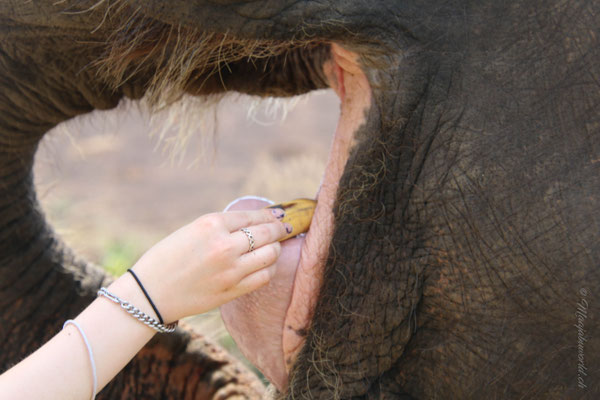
[33,89,339,373]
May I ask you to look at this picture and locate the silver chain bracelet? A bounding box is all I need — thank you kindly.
[97,287,177,333]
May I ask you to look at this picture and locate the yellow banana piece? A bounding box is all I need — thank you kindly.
[267,198,317,241]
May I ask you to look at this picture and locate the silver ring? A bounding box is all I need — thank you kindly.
[240,228,255,252]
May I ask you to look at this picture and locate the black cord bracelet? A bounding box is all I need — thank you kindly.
[127,268,165,325]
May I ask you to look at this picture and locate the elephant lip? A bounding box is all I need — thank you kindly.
[220,44,372,392]
[281,43,371,380]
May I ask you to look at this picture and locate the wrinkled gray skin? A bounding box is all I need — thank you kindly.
[1,0,599,399]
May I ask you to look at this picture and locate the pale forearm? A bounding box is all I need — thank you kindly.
[0,209,286,398]
[0,274,158,399]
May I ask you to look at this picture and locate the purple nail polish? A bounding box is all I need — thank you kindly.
[271,207,285,219]
[284,223,293,234]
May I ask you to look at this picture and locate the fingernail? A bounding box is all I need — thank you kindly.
[271,208,285,219]
[284,223,293,234]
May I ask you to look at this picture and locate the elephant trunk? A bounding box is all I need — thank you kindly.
[0,22,264,400]
[0,144,103,355]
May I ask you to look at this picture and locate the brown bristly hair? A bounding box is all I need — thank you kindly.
[93,1,318,107]
[79,0,320,164]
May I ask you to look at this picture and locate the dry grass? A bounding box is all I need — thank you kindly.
[241,152,326,203]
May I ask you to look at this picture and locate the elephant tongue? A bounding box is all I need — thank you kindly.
[220,44,371,391]
[220,197,303,388]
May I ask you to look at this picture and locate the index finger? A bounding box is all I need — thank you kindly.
[222,209,278,232]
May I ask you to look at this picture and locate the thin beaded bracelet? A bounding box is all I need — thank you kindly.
[97,288,177,333]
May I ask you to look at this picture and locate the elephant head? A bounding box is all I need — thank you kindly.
[1,0,599,398]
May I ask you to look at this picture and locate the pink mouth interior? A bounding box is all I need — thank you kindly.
[220,44,371,390]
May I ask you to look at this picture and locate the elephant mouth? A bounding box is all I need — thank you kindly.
[220,44,372,390]
[98,16,372,389]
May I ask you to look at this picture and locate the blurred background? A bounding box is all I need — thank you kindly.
[33,89,339,380]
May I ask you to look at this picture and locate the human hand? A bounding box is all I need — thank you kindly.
[128,209,287,323]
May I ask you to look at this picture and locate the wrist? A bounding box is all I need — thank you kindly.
[73,284,160,391]
[107,274,163,326]
[128,257,182,323]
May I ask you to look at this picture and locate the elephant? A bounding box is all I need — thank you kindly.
[1,0,599,398]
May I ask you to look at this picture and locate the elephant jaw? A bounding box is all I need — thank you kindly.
[220,44,371,391]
